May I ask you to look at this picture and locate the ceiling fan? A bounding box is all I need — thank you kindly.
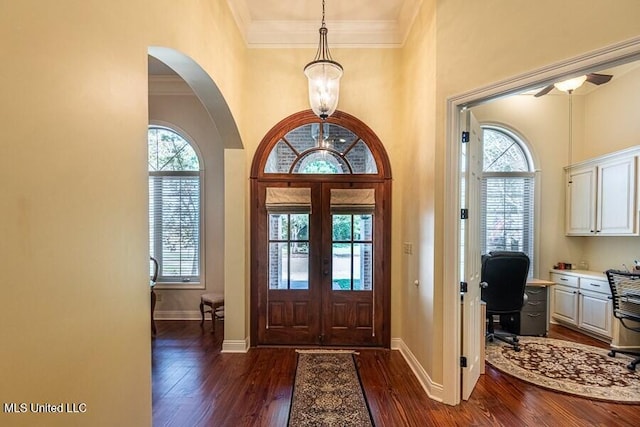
[534,73,613,97]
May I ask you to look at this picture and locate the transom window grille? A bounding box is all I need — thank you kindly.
[481,126,535,275]
[264,123,377,174]
[148,126,203,284]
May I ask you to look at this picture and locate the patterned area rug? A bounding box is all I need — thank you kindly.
[288,350,373,426]
[485,337,640,403]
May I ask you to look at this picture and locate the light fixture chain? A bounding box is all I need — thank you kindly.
[322,0,326,27]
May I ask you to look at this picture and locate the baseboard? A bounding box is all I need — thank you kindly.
[154,310,202,320]
[222,338,249,353]
[391,337,444,402]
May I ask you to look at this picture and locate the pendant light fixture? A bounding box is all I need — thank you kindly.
[304,0,343,120]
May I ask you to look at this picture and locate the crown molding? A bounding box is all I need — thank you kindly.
[148,76,194,96]
[226,0,422,48]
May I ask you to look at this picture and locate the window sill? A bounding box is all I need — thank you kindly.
[154,282,205,290]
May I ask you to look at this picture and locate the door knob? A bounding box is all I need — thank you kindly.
[480,281,488,288]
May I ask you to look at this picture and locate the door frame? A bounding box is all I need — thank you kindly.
[250,110,392,347]
[443,37,640,405]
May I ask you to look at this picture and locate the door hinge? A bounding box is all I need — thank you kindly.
[460,281,468,293]
[460,208,468,219]
[460,356,467,368]
[461,131,470,143]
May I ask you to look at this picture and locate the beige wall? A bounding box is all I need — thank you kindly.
[397,0,439,385]
[0,0,245,425]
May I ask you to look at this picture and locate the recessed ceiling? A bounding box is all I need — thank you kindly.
[226,0,424,47]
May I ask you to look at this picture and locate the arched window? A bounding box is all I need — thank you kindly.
[148,126,203,284]
[481,126,535,274]
[263,123,378,174]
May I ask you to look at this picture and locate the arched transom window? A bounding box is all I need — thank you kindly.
[481,126,536,274]
[264,123,378,174]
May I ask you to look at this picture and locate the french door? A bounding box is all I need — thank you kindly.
[254,181,387,347]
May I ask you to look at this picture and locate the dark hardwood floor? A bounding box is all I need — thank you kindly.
[152,321,640,426]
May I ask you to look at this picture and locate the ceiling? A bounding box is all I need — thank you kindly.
[226,0,423,47]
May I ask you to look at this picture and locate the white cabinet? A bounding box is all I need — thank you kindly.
[565,147,638,236]
[578,289,612,337]
[550,271,612,339]
[566,165,596,235]
[551,284,579,325]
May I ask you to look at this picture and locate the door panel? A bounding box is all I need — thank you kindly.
[257,183,321,345]
[322,183,383,346]
[461,110,483,400]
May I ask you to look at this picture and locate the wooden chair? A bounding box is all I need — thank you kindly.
[200,293,224,331]
[150,256,159,336]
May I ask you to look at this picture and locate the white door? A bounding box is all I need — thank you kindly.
[460,110,483,400]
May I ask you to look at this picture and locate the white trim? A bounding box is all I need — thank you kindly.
[392,338,444,402]
[226,0,423,48]
[445,36,640,406]
[221,338,250,353]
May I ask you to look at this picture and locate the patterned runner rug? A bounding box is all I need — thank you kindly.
[288,350,374,426]
[485,337,640,403]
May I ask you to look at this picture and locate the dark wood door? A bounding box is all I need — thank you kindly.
[254,182,386,346]
[320,182,384,346]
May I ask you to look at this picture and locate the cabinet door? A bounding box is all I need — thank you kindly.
[551,284,578,325]
[597,156,637,235]
[578,290,612,338]
[566,166,596,235]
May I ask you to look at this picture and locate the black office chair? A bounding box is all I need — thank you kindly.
[605,269,640,371]
[481,251,530,351]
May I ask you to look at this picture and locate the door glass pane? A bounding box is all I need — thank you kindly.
[290,214,309,240]
[269,214,289,240]
[353,214,373,240]
[354,243,373,290]
[290,242,309,289]
[268,213,309,290]
[269,242,288,289]
[332,243,352,290]
[332,215,352,241]
[332,213,374,291]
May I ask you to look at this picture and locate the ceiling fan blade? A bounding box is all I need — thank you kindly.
[534,84,555,97]
[586,73,613,85]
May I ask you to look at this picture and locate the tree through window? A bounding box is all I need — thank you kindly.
[148,126,203,284]
[481,126,535,274]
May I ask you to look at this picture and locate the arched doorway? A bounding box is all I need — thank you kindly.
[250,110,392,347]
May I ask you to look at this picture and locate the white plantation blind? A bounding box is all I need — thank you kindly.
[481,174,535,273]
[149,172,202,282]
